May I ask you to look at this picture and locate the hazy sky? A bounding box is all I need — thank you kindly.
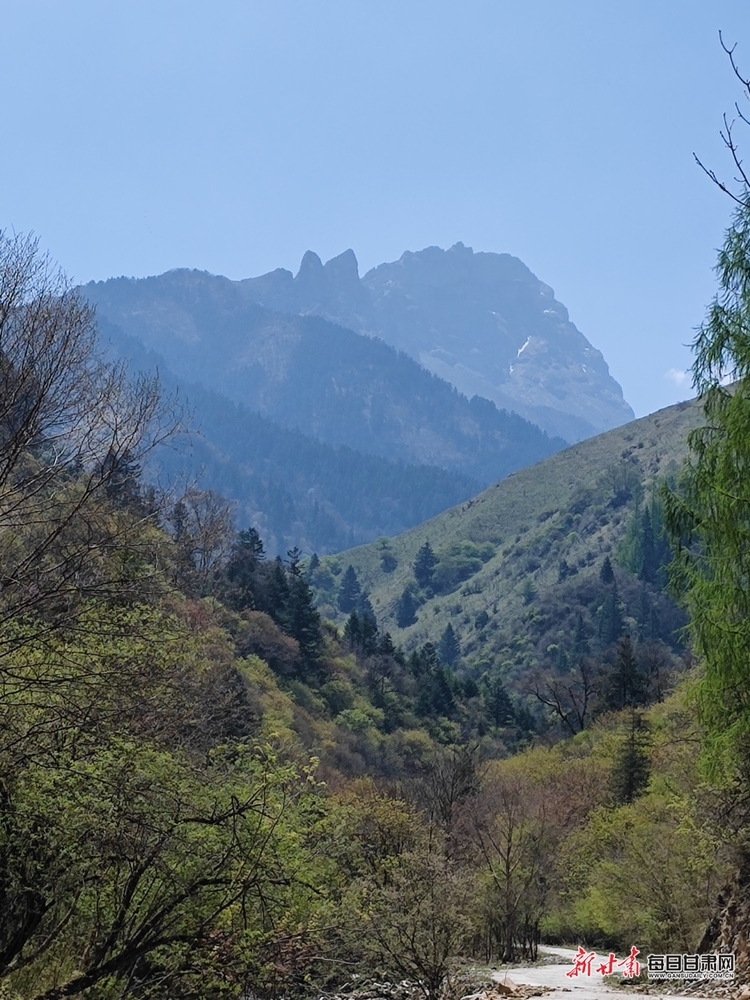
[3,1,750,418]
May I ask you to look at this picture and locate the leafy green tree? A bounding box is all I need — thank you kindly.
[380,550,398,572]
[413,540,438,589]
[665,187,750,785]
[352,846,473,1000]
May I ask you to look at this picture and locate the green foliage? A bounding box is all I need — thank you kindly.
[438,623,460,666]
[413,540,438,589]
[338,564,363,614]
[597,581,624,648]
[432,540,494,594]
[396,584,420,628]
[610,713,652,804]
[603,635,647,712]
[617,489,672,585]
[666,194,750,787]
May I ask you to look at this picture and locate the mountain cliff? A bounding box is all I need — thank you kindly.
[240,242,634,442]
[85,269,563,486]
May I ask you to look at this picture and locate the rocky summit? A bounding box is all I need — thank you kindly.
[240,242,634,443]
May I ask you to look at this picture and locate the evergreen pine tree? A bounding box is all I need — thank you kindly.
[396,584,419,628]
[481,672,515,728]
[338,564,363,614]
[572,611,590,658]
[343,610,362,650]
[438,623,460,666]
[610,712,651,804]
[286,549,323,666]
[266,557,292,630]
[357,591,376,624]
[600,555,615,585]
[605,635,645,711]
[598,579,624,648]
[413,540,438,589]
[221,527,266,612]
[639,507,657,583]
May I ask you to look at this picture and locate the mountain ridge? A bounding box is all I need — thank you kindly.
[85,270,565,486]
[312,397,701,678]
[240,241,634,442]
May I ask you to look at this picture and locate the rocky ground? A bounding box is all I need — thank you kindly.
[312,947,748,1000]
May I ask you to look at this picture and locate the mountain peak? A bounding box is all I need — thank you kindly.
[235,242,634,442]
[324,248,359,285]
[296,250,324,281]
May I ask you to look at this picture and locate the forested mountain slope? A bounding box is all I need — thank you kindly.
[85,269,564,486]
[1,233,732,997]
[241,242,634,442]
[313,399,703,692]
[99,318,479,555]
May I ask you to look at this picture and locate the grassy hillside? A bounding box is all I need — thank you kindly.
[313,399,703,680]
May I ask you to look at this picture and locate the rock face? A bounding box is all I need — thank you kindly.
[698,861,750,977]
[84,270,564,488]
[241,242,634,443]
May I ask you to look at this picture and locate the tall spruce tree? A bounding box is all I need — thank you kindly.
[604,634,645,711]
[338,564,363,614]
[396,584,419,628]
[610,712,651,804]
[286,548,323,666]
[413,540,437,589]
[438,623,460,666]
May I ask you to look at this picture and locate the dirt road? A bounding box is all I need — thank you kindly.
[493,945,705,1000]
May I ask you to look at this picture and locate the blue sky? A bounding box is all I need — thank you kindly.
[2,0,750,418]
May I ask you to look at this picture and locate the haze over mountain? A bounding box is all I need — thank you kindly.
[97,317,481,556]
[85,269,564,486]
[241,242,634,442]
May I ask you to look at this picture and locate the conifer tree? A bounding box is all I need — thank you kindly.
[413,540,438,589]
[481,672,516,728]
[610,712,651,804]
[599,555,615,585]
[604,635,645,711]
[222,527,265,611]
[266,556,292,629]
[396,584,419,628]
[438,623,460,666]
[572,612,590,659]
[597,580,624,648]
[338,564,363,614]
[286,548,323,666]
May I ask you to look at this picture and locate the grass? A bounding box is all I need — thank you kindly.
[312,399,703,675]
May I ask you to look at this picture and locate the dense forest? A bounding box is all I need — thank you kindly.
[2,226,749,1000]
